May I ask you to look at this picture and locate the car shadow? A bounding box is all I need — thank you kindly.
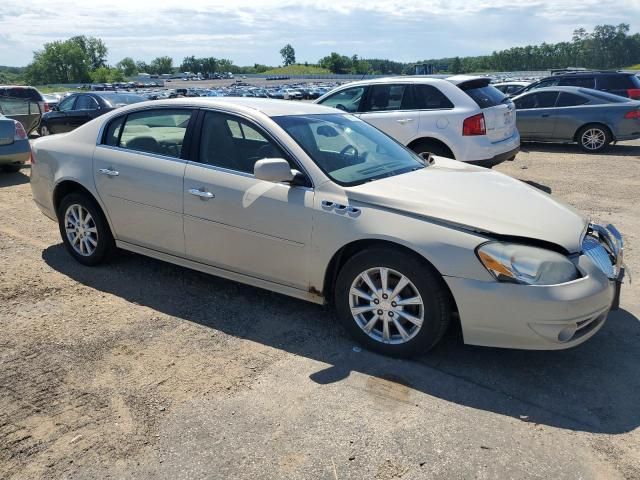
[521,180,552,194]
[520,141,640,158]
[42,244,640,435]
[0,168,30,187]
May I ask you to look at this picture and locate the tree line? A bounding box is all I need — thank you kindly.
[15,24,640,85]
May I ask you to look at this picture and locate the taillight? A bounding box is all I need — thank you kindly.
[463,113,486,136]
[43,103,51,113]
[627,89,640,99]
[14,121,27,140]
[624,109,640,119]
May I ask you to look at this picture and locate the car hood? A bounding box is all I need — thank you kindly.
[345,157,587,253]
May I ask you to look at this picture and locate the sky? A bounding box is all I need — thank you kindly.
[1,0,639,67]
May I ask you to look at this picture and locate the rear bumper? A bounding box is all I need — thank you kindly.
[0,140,30,165]
[466,146,520,169]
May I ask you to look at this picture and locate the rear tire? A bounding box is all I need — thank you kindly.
[57,193,114,266]
[40,125,51,136]
[411,140,454,159]
[577,124,611,153]
[334,247,451,357]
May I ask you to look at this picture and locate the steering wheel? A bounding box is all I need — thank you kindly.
[340,144,358,158]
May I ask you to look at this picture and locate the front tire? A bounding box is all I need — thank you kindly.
[57,193,114,266]
[334,248,451,357]
[577,124,611,153]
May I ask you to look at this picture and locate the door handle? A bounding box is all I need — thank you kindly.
[397,118,415,124]
[188,188,215,199]
[98,168,119,177]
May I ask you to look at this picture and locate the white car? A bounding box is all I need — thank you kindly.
[30,98,623,357]
[315,76,520,168]
[282,89,303,100]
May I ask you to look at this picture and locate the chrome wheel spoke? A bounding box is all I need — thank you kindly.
[350,287,373,301]
[360,272,378,294]
[382,318,391,342]
[379,267,389,292]
[363,315,379,333]
[396,310,423,328]
[396,296,422,306]
[392,318,410,341]
[65,204,98,257]
[351,305,375,316]
[390,276,409,299]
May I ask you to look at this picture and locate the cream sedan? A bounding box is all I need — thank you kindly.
[30,98,624,357]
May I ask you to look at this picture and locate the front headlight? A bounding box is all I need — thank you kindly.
[476,242,579,285]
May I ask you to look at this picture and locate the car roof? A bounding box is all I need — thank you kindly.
[116,97,341,117]
[512,85,634,101]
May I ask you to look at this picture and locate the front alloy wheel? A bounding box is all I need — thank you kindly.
[335,248,451,357]
[349,267,424,344]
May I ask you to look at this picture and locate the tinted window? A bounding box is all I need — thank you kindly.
[460,84,507,108]
[598,75,636,90]
[58,96,76,112]
[558,77,595,88]
[412,84,454,109]
[536,78,560,89]
[362,84,407,111]
[582,89,630,103]
[75,95,99,111]
[274,114,424,186]
[556,92,589,107]
[0,87,43,102]
[119,109,191,158]
[199,111,288,173]
[514,91,559,109]
[318,86,365,113]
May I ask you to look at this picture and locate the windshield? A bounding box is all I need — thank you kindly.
[274,113,425,186]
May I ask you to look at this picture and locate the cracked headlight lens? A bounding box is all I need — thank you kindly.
[477,242,579,285]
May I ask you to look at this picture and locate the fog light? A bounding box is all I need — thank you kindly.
[557,323,577,343]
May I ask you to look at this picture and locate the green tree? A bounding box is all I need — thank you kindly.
[135,60,149,73]
[116,57,137,76]
[149,56,173,74]
[450,56,462,74]
[280,44,296,66]
[69,36,108,70]
[319,52,352,74]
[25,39,91,84]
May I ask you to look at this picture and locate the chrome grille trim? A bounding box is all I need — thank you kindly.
[583,223,624,280]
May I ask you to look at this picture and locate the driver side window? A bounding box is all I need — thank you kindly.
[58,96,76,112]
[318,86,365,113]
[198,111,289,174]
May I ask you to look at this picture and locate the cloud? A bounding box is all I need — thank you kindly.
[0,0,638,66]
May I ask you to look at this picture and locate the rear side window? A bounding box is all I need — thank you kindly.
[556,92,589,107]
[58,96,76,112]
[412,84,454,109]
[75,95,99,111]
[598,75,637,90]
[318,86,365,113]
[558,77,595,88]
[362,84,408,111]
[113,109,192,158]
[460,84,507,109]
[0,87,43,102]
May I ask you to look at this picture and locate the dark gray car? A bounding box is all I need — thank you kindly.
[513,87,640,152]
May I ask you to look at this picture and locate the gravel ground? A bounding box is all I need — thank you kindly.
[1,140,639,479]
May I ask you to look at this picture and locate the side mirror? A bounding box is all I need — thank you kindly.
[254,158,294,183]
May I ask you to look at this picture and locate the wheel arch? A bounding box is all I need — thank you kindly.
[322,238,458,313]
[407,137,455,159]
[52,180,114,230]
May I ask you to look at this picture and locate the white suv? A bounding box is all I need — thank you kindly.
[315,76,520,167]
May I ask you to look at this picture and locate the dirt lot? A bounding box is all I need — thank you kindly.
[1,141,639,479]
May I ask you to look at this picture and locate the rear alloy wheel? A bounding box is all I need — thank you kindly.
[577,125,611,153]
[335,248,451,357]
[58,193,114,266]
[40,125,50,136]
